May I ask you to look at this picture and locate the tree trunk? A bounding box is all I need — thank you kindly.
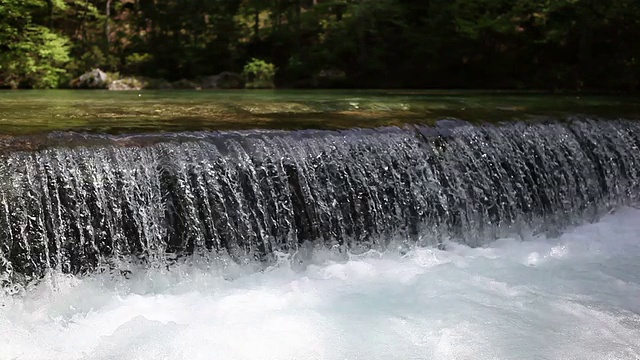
[46,0,54,28]
[274,0,281,31]
[295,0,301,50]
[254,8,260,40]
[105,0,112,50]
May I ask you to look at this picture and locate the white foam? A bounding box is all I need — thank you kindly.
[2,207,640,360]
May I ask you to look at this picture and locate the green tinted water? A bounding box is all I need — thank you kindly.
[0,90,638,135]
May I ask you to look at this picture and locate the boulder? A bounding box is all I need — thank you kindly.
[216,72,245,89]
[71,69,109,89]
[198,72,245,89]
[108,77,143,91]
[199,75,219,89]
[313,69,347,88]
[171,79,200,89]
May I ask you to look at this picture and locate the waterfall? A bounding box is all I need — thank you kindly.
[1,118,640,284]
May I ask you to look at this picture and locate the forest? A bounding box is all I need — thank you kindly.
[1,0,639,90]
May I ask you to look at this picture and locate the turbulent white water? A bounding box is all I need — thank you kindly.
[4,120,640,281]
[2,207,640,360]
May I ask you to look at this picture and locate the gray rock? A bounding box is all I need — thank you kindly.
[199,75,220,89]
[108,78,143,91]
[171,79,200,89]
[312,69,346,87]
[216,72,245,89]
[140,78,172,90]
[72,69,109,89]
[198,72,245,89]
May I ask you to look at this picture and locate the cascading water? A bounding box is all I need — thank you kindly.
[1,118,639,285]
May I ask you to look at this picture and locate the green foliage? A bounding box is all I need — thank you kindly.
[0,0,638,90]
[243,58,276,88]
[0,0,70,88]
[124,53,153,70]
[65,46,108,80]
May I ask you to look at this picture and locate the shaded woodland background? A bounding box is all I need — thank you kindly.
[1,0,639,90]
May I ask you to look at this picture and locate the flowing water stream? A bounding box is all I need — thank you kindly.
[1,208,640,360]
[2,118,640,283]
[1,91,639,359]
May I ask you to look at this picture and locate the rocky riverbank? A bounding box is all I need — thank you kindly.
[70,69,245,90]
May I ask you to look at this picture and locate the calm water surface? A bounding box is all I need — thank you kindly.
[1,90,639,135]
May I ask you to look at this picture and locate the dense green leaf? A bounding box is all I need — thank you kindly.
[0,0,638,90]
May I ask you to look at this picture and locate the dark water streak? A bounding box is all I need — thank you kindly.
[1,118,640,284]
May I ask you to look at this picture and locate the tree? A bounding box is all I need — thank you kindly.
[0,0,70,88]
[0,0,638,90]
